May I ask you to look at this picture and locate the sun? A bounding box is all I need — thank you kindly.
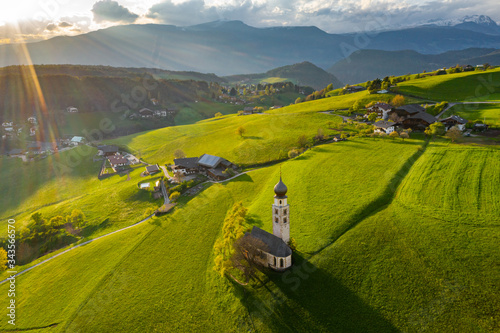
[0,1,39,24]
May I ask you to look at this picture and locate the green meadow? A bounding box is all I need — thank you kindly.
[443,103,500,126]
[111,112,343,166]
[0,146,161,240]
[396,68,500,101]
[269,90,425,114]
[2,138,498,332]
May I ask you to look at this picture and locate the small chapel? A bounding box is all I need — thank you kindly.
[244,176,292,271]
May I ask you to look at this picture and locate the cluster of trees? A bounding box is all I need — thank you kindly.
[0,210,85,265]
[213,202,250,277]
[301,83,335,103]
[425,101,448,116]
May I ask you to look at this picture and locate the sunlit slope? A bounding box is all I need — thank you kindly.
[397,143,500,222]
[2,140,498,332]
[0,139,422,332]
[111,112,343,166]
[443,104,500,126]
[0,147,160,237]
[396,67,500,101]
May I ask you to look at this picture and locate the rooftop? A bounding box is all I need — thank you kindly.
[146,164,160,173]
[108,154,128,166]
[374,120,397,129]
[408,111,437,124]
[396,104,425,114]
[440,115,468,124]
[174,157,199,169]
[198,154,223,169]
[249,226,292,258]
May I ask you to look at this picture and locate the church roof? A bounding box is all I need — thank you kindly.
[274,177,288,197]
[248,226,292,258]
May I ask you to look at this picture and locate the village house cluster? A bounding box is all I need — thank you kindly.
[366,102,473,134]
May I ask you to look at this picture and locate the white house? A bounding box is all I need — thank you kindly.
[2,122,13,127]
[243,177,292,271]
[365,102,393,120]
[27,116,37,124]
[440,115,468,131]
[66,107,78,113]
[374,120,398,134]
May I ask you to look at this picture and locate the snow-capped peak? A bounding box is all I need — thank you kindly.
[427,15,498,27]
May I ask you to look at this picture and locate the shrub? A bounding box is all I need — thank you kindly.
[169,191,181,202]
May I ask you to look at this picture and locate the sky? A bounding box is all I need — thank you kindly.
[0,0,498,44]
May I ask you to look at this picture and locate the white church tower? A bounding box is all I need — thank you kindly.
[272,175,290,244]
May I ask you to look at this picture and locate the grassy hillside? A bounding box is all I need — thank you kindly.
[110,112,343,166]
[327,48,498,84]
[396,68,500,101]
[268,90,425,114]
[0,146,161,242]
[442,104,500,126]
[226,62,344,90]
[2,139,498,332]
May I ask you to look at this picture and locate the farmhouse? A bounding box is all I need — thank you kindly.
[401,112,437,130]
[242,177,292,271]
[98,145,119,156]
[173,157,200,174]
[108,154,129,170]
[145,164,160,175]
[172,154,234,180]
[344,86,366,94]
[365,103,393,119]
[8,148,24,157]
[440,115,468,131]
[373,120,398,134]
[139,108,154,118]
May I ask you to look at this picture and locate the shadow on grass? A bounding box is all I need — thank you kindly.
[246,213,264,228]
[243,136,264,140]
[309,140,429,256]
[221,173,254,185]
[239,254,397,332]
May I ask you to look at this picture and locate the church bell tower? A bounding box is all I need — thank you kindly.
[272,175,290,244]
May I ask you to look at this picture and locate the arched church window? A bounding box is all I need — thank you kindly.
[274,257,277,266]
[284,218,287,223]
[284,209,287,215]
[275,209,278,214]
[280,258,284,267]
[275,218,278,223]
[279,200,282,205]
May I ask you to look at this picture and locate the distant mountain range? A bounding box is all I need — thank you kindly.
[2,17,500,76]
[328,48,500,84]
[224,62,343,90]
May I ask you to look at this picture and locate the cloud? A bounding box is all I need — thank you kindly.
[59,21,73,28]
[145,0,500,33]
[147,0,220,26]
[46,23,58,31]
[92,0,139,23]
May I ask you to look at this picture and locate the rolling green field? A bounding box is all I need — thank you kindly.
[442,103,500,126]
[0,147,161,240]
[269,90,425,114]
[396,68,500,101]
[2,138,498,332]
[1,64,500,333]
[111,112,343,166]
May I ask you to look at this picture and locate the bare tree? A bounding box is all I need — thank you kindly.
[173,170,184,183]
[173,149,186,159]
[232,236,269,282]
